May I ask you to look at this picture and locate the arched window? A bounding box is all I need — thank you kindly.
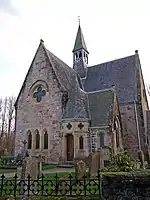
[79,51,82,58]
[44,130,48,149]
[35,130,40,149]
[79,136,84,149]
[27,131,32,149]
[100,134,104,147]
[75,53,78,59]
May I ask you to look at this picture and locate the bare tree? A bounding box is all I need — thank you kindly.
[0,96,16,155]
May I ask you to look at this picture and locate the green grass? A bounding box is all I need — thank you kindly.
[44,172,73,180]
[42,164,57,170]
[0,168,17,174]
[0,164,57,174]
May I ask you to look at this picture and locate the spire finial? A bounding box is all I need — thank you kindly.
[78,16,80,25]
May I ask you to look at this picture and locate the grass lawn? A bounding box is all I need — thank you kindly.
[0,164,57,174]
[42,164,57,170]
[44,172,76,180]
[0,168,17,174]
[43,171,129,180]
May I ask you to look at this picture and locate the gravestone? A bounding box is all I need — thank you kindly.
[102,146,111,160]
[75,160,86,180]
[25,156,39,179]
[20,153,39,195]
[77,149,85,159]
[90,148,104,178]
[4,149,9,156]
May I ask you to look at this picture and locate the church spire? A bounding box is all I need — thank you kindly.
[72,21,88,53]
[73,20,89,78]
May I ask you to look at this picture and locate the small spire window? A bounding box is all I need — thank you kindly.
[79,51,82,58]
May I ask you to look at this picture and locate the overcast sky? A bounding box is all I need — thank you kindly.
[0,0,150,98]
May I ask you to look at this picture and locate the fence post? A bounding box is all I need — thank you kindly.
[98,170,102,199]
[69,173,72,196]
[55,173,59,196]
[83,173,86,197]
[27,174,31,197]
[0,174,5,196]
[13,174,18,199]
[41,173,44,196]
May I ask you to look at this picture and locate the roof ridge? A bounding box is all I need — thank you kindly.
[87,88,115,94]
[88,54,135,68]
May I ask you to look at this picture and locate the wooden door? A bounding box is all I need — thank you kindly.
[66,134,74,161]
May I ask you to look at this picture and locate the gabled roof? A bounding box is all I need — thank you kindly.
[84,55,138,103]
[88,89,115,127]
[45,47,89,119]
[15,40,89,119]
[72,24,88,53]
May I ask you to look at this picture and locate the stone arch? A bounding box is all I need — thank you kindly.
[27,130,32,149]
[43,129,48,149]
[35,129,40,149]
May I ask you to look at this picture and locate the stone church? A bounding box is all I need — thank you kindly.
[14,24,150,163]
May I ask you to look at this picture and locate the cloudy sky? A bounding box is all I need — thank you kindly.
[0,0,150,98]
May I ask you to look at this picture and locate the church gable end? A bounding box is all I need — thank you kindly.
[15,40,63,162]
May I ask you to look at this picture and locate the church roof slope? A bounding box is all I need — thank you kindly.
[84,55,138,103]
[88,89,115,127]
[44,46,89,119]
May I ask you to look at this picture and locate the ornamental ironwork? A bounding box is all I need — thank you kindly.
[0,172,150,199]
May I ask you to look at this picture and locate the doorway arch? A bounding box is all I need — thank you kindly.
[66,134,74,161]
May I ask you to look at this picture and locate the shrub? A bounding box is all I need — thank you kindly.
[102,152,137,172]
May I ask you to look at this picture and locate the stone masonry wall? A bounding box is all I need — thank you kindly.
[120,103,140,157]
[15,44,62,163]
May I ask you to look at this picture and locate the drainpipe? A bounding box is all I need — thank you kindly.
[134,101,141,150]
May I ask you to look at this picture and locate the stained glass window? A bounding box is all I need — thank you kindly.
[33,86,46,102]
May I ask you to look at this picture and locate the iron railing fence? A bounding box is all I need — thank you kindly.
[0,172,150,199]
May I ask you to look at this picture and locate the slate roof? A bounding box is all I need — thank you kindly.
[88,89,115,127]
[84,55,138,103]
[72,25,88,53]
[44,46,89,120]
